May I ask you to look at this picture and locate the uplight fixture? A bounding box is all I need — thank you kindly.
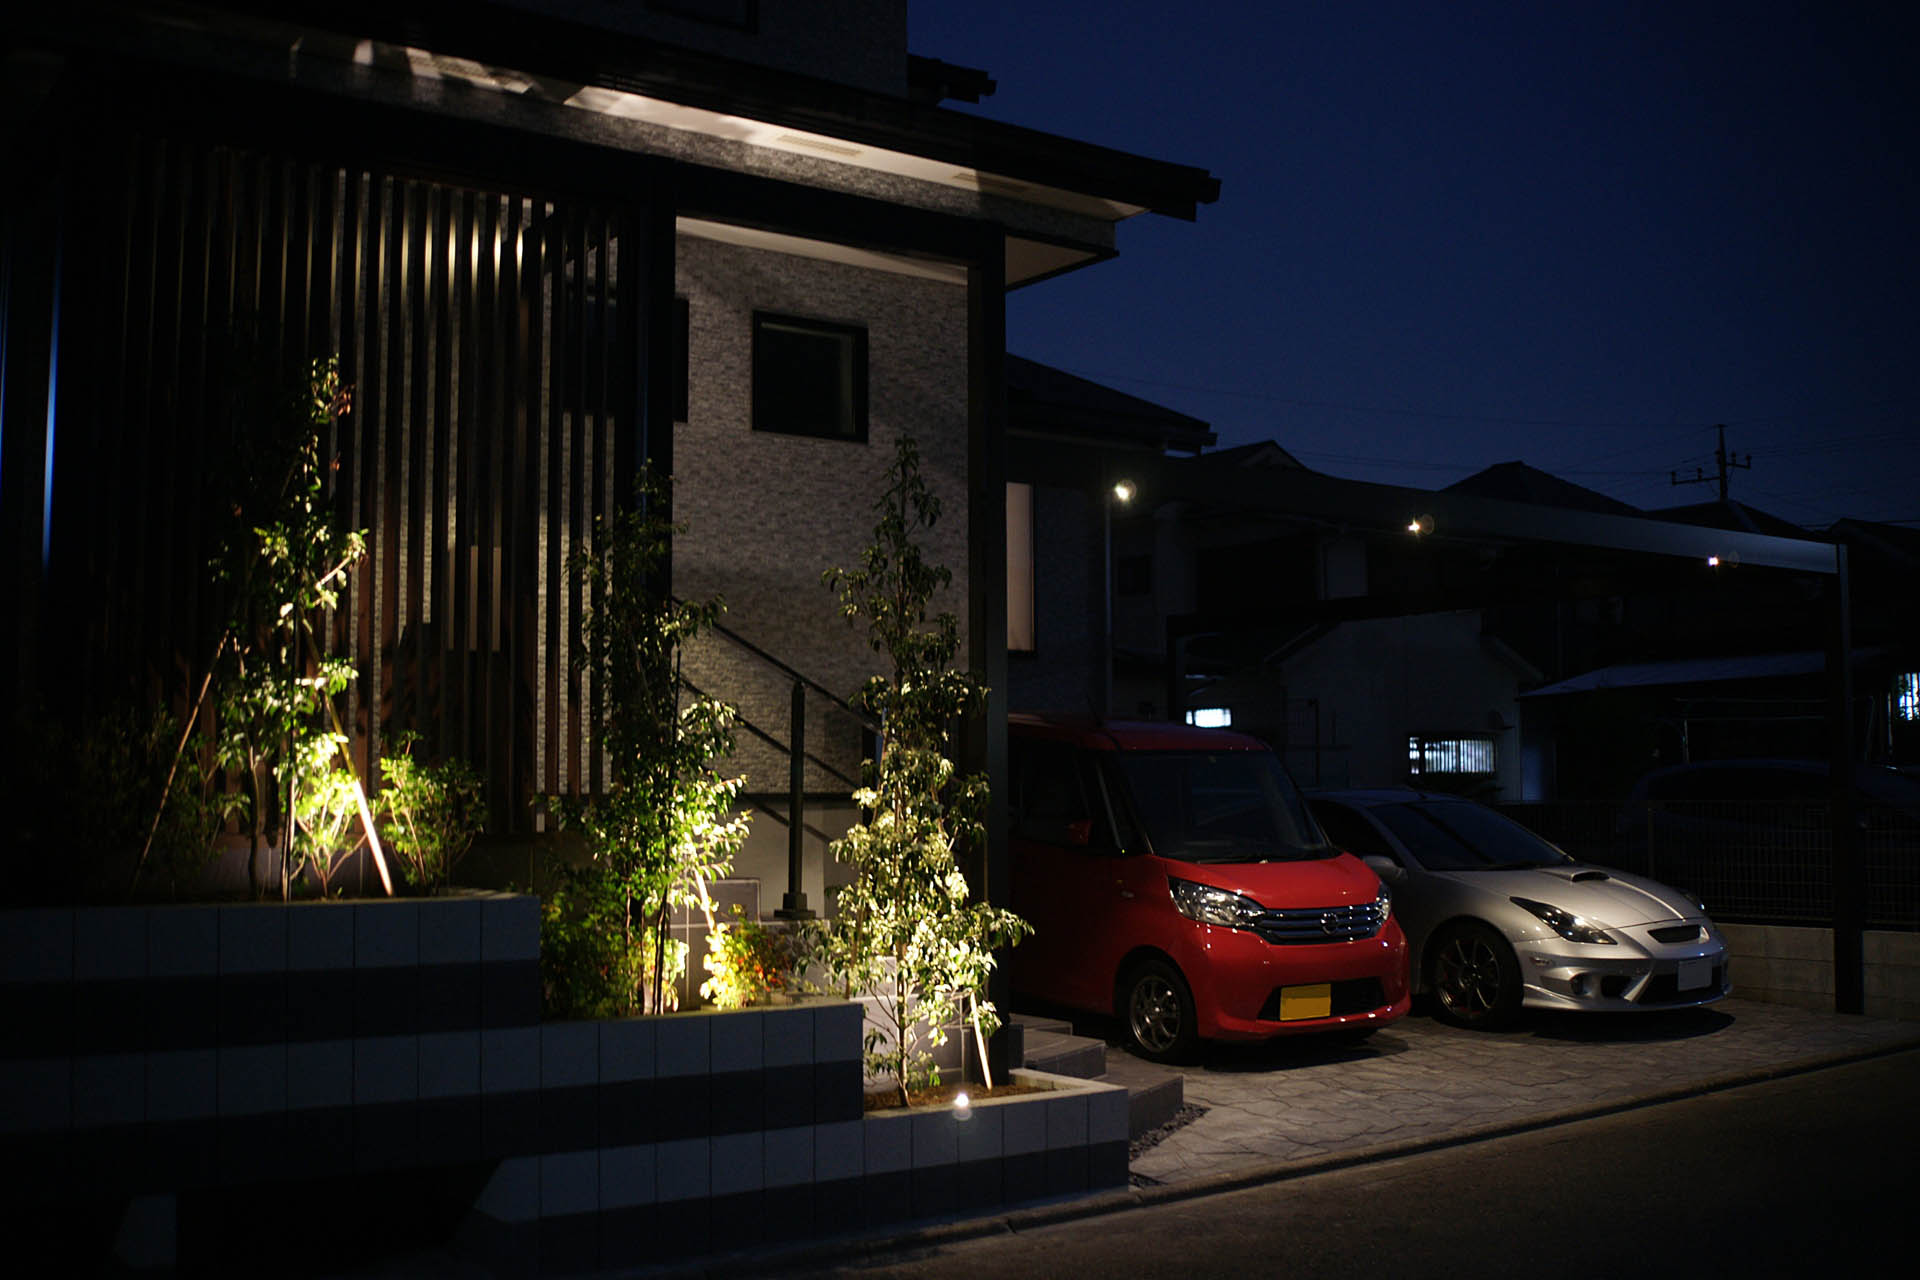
[953,1090,972,1121]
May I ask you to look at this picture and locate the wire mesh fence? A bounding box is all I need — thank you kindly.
[1498,801,1920,930]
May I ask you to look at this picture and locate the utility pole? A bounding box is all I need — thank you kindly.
[1670,424,1751,502]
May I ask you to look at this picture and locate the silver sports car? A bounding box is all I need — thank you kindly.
[1307,789,1730,1027]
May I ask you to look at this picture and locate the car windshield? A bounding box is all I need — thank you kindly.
[1111,750,1331,862]
[1372,801,1573,871]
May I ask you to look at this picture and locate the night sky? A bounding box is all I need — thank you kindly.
[910,2,1919,529]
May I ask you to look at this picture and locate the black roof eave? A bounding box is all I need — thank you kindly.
[143,0,1222,220]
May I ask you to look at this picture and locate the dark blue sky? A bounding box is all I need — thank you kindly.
[910,2,1919,528]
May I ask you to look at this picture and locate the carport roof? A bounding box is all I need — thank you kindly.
[1520,651,1843,697]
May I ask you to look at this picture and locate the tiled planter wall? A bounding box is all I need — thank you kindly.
[458,1017,1129,1276]
[1,897,1128,1276]
[0,894,542,1268]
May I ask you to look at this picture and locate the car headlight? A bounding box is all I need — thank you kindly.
[1373,882,1392,924]
[1169,877,1265,929]
[1511,896,1616,945]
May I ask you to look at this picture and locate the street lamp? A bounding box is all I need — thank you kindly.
[1104,475,1136,718]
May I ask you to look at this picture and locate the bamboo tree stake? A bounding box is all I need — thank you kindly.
[133,632,233,893]
[325,695,394,896]
[970,992,995,1091]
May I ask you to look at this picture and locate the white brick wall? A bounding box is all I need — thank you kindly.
[673,232,973,903]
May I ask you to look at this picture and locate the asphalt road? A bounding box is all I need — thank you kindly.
[788,1047,1919,1279]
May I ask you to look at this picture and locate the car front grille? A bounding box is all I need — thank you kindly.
[1649,924,1705,943]
[1638,966,1726,1004]
[1250,899,1387,944]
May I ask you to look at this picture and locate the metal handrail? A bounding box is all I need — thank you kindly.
[680,675,862,791]
[688,601,880,733]
[680,603,886,919]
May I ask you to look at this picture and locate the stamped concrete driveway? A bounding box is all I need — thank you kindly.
[1127,997,1920,1187]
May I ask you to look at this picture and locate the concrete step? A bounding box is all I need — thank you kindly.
[1096,1049,1186,1138]
[1010,1013,1184,1141]
[1021,1027,1107,1079]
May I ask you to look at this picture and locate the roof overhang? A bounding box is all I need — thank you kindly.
[93,1,1219,222]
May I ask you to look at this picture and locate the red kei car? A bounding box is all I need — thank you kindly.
[1008,715,1409,1061]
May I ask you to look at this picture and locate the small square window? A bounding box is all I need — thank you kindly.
[1186,708,1232,729]
[752,311,868,443]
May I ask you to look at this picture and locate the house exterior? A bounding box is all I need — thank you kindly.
[3,1,1219,900]
[1003,356,1215,718]
[2,2,1221,1271]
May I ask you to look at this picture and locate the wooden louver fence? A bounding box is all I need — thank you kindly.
[60,136,644,829]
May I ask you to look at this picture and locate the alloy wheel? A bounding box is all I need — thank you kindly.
[1433,926,1517,1026]
[1129,974,1184,1055]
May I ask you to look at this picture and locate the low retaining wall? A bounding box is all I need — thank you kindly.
[1719,923,1920,1021]
[1,896,1128,1275]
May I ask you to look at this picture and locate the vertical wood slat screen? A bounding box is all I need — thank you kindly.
[84,137,635,829]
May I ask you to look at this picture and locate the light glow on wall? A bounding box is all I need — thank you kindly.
[1006,482,1034,652]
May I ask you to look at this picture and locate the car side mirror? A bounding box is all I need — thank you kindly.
[1064,819,1093,847]
[1361,854,1405,882]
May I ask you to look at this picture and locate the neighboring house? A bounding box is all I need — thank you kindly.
[1007,428,1873,808]
[1511,506,1919,802]
[3,3,1219,905]
[1003,356,1215,717]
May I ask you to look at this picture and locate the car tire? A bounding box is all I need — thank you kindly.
[1121,958,1199,1063]
[1429,921,1522,1029]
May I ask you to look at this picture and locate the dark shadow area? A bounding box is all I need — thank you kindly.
[1191,1028,1416,1073]
[177,1162,494,1277]
[1517,1006,1736,1043]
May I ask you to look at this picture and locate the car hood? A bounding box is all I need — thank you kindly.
[1165,851,1381,908]
[1430,864,1704,928]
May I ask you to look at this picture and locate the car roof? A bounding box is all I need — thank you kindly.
[1008,712,1271,753]
[1307,787,1473,808]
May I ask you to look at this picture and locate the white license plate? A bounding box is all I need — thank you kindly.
[1677,957,1712,991]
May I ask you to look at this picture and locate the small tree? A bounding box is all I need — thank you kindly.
[208,356,369,899]
[542,467,750,1018]
[820,438,1029,1105]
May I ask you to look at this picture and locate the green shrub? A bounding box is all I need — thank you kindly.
[377,731,484,893]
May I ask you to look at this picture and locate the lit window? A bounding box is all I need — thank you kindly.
[1187,708,1232,729]
[1408,735,1494,775]
[751,311,867,442]
[1898,673,1920,722]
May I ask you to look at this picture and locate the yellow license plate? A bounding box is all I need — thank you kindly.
[1278,983,1332,1021]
